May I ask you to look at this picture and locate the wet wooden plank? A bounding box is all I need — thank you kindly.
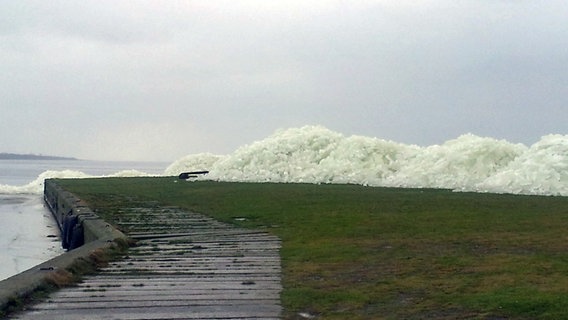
[48,291,282,302]
[17,306,282,320]
[34,297,281,309]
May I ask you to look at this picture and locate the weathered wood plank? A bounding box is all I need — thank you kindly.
[33,298,281,309]
[47,291,282,301]
[15,306,282,320]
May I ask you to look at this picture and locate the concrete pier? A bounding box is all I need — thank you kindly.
[5,181,282,319]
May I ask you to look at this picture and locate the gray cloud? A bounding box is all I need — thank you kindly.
[1,0,567,161]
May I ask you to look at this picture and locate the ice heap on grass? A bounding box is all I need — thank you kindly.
[476,134,568,196]
[0,169,153,195]
[166,125,568,196]
[0,170,92,194]
[391,134,527,190]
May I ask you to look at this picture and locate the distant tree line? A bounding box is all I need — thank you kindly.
[0,153,78,160]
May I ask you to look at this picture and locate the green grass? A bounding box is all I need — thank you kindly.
[55,177,568,319]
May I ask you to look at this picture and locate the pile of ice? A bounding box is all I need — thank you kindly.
[0,170,152,195]
[166,125,568,196]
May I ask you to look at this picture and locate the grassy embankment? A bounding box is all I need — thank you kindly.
[56,177,568,319]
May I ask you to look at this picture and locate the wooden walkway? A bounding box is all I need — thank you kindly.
[11,207,282,319]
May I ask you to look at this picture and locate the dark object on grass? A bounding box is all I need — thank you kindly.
[178,171,209,179]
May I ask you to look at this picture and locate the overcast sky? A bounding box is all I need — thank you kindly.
[1,1,567,161]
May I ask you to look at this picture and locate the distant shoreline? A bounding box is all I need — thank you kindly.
[0,153,78,161]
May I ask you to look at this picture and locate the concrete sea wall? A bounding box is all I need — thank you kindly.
[0,179,127,315]
[43,180,125,249]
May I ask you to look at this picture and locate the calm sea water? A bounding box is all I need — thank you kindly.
[0,159,169,281]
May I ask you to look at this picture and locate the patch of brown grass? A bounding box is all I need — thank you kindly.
[44,269,75,288]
